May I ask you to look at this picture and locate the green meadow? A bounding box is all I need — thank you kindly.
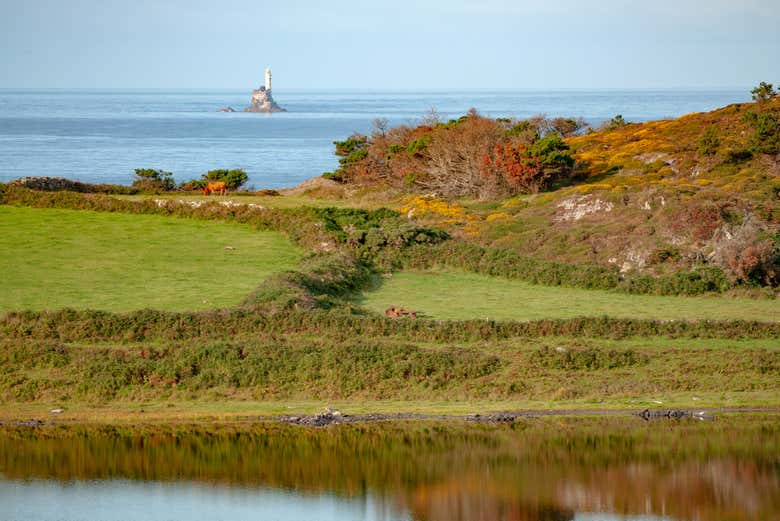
[0,206,302,312]
[0,190,777,418]
[358,269,780,322]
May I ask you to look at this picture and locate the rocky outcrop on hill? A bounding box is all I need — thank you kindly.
[245,87,286,113]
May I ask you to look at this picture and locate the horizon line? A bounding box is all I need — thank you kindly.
[0,86,754,92]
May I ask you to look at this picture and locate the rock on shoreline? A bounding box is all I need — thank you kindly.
[273,408,726,427]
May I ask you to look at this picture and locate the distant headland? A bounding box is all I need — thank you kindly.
[219,67,286,113]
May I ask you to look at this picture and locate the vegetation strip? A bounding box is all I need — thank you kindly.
[3,309,778,342]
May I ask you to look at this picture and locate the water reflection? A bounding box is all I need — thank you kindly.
[0,416,778,521]
[0,480,407,521]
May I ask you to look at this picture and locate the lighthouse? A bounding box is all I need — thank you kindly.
[243,67,285,112]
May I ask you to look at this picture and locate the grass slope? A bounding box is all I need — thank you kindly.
[0,206,302,311]
[358,269,780,321]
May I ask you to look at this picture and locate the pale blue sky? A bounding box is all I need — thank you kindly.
[1,0,777,89]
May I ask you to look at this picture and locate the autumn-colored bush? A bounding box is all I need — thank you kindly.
[665,202,725,243]
[481,134,574,194]
[728,241,778,285]
[326,111,575,198]
[711,219,779,286]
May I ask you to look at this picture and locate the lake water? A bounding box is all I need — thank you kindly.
[1,415,778,521]
[0,89,749,189]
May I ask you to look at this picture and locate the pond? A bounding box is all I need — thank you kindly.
[1,415,778,521]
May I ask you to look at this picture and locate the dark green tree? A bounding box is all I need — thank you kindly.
[751,82,777,102]
[607,115,627,130]
[202,169,249,190]
[132,168,176,192]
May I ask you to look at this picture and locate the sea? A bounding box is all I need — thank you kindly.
[0,89,749,189]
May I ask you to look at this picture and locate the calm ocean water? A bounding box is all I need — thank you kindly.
[0,89,748,189]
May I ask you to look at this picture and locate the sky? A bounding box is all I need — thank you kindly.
[1,0,778,89]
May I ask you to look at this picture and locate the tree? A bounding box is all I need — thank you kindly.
[420,107,442,127]
[322,134,369,182]
[550,117,587,137]
[751,82,777,102]
[606,115,627,130]
[425,114,502,197]
[132,168,176,192]
[203,169,248,190]
[371,117,389,138]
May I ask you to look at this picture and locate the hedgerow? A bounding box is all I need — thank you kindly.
[241,253,372,311]
[2,308,777,344]
[394,242,733,296]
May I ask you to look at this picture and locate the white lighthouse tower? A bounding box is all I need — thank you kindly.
[244,66,285,112]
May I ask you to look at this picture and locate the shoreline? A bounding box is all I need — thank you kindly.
[3,406,779,428]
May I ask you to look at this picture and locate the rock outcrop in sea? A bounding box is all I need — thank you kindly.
[244,67,286,113]
[245,87,285,113]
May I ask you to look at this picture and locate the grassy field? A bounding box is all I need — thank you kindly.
[0,206,302,312]
[358,269,780,322]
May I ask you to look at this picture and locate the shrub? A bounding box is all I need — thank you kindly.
[203,169,249,190]
[482,134,575,194]
[241,252,371,311]
[606,115,627,130]
[723,148,753,163]
[712,220,779,286]
[697,126,721,156]
[534,346,648,370]
[131,169,176,192]
[727,241,778,286]
[179,179,207,191]
[323,134,369,182]
[751,82,777,102]
[743,111,780,155]
[549,117,587,137]
[406,136,431,157]
[648,247,681,265]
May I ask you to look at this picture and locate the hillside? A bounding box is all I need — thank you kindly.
[0,96,778,419]
[321,97,780,290]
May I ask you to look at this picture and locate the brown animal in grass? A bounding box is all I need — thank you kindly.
[385,306,418,319]
[203,181,227,195]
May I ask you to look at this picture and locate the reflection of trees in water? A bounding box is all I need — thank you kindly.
[554,460,778,521]
[408,476,573,521]
[0,416,778,521]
